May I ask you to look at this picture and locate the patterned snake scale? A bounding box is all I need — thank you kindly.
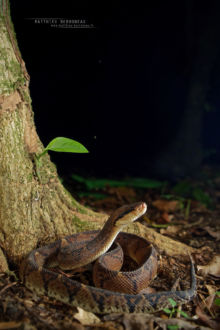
[20,202,196,313]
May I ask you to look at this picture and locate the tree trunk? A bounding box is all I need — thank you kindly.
[0,0,107,266]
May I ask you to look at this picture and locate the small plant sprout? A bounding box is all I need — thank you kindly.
[163,298,189,319]
[167,325,179,330]
[214,291,220,306]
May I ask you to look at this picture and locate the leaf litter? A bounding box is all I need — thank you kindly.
[0,166,220,329]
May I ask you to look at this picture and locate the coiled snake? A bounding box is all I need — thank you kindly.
[20,202,196,313]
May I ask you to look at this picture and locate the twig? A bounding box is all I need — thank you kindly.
[0,282,17,295]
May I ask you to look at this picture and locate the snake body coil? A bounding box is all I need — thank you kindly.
[20,202,196,313]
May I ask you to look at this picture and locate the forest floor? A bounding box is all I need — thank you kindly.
[0,165,220,330]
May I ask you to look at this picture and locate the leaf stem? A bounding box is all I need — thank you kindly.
[36,149,47,160]
[33,154,42,182]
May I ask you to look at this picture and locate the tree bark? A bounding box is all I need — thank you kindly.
[0,0,107,264]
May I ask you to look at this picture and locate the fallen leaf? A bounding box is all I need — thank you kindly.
[197,255,220,277]
[121,313,152,330]
[106,313,210,330]
[196,299,219,329]
[107,186,137,201]
[92,197,119,212]
[205,284,218,295]
[161,212,174,223]
[0,322,22,329]
[24,299,34,308]
[205,294,216,310]
[74,307,100,325]
[190,201,208,213]
[152,200,180,212]
[160,226,180,235]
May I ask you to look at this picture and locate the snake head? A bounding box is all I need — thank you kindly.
[113,202,147,228]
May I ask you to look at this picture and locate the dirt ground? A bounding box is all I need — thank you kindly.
[0,166,219,329]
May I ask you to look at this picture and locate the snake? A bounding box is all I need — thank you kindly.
[20,202,196,314]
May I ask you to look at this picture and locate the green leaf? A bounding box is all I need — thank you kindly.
[173,181,192,197]
[214,298,220,306]
[192,188,212,208]
[172,181,213,209]
[168,298,177,307]
[78,192,107,200]
[167,325,179,330]
[179,310,189,318]
[163,308,172,314]
[71,174,166,190]
[45,137,89,154]
[161,194,176,200]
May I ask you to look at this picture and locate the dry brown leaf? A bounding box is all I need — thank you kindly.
[190,201,208,212]
[152,199,180,212]
[24,299,35,308]
[205,284,218,295]
[197,255,220,277]
[74,307,101,325]
[160,225,181,235]
[107,313,211,330]
[122,313,154,330]
[205,294,216,310]
[161,212,174,223]
[92,197,119,212]
[0,322,22,329]
[107,186,137,201]
[196,301,219,329]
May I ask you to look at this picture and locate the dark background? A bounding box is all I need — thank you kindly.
[10,0,220,180]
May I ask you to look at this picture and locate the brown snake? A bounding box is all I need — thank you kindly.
[20,202,196,313]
